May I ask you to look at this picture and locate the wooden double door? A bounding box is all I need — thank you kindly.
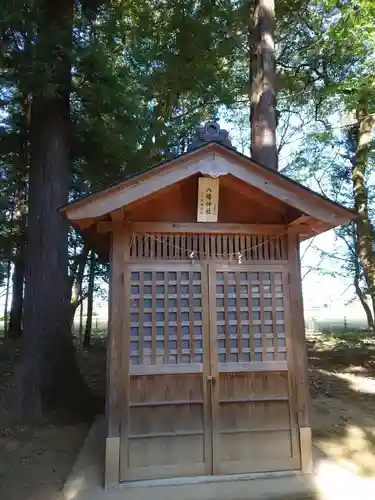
[120,263,300,481]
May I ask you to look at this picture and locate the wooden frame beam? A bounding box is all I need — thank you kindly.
[287,230,310,427]
[105,216,128,487]
[97,222,291,235]
[289,215,310,226]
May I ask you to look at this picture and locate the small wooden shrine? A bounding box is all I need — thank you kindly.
[62,122,355,487]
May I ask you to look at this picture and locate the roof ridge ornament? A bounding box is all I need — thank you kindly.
[187,121,234,151]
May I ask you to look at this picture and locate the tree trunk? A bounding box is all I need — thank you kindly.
[78,298,84,353]
[3,260,11,340]
[356,284,375,333]
[352,89,375,325]
[70,245,89,312]
[83,251,95,349]
[353,265,375,333]
[0,0,99,424]
[250,0,278,170]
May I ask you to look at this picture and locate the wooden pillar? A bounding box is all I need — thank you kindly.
[105,212,128,487]
[288,231,313,473]
[250,0,278,170]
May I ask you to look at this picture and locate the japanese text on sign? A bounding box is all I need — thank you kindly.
[197,177,219,222]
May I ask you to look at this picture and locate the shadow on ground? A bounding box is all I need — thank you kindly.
[307,333,375,478]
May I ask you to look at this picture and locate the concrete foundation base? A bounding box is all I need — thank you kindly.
[63,417,319,500]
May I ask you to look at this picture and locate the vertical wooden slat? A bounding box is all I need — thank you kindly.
[139,271,144,364]
[163,234,169,260]
[152,271,156,364]
[263,236,268,260]
[171,234,175,259]
[176,271,182,363]
[198,234,204,259]
[260,272,266,361]
[132,234,137,259]
[118,223,131,483]
[282,267,302,468]
[181,233,186,260]
[186,234,190,260]
[174,234,180,259]
[201,263,212,473]
[129,233,133,259]
[149,234,154,258]
[259,234,264,260]
[169,235,173,260]
[137,234,143,260]
[234,235,240,259]
[252,235,257,260]
[223,235,228,260]
[228,234,234,259]
[269,235,275,260]
[160,234,164,260]
[288,231,310,428]
[205,234,210,261]
[224,272,230,362]
[164,271,169,363]
[240,235,246,260]
[248,271,254,361]
[193,234,198,260]
[144,234,150,259]
[107,222,126,486]
[217,233,222,259]
[166,235,171,260]
[156,233,161,259]
[271,272,278,361]
[189,270,195,360]
[208,265,219,474]
[152,233,156,258]
[236,272,242,361]
[211,234,216,260]
[186,234,193,259]
[275,235,281,260]
[245,235,251,261]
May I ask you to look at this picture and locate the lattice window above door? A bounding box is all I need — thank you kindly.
[130,233,288,261]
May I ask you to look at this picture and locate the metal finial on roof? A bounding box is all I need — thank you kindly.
[187,121,233,151]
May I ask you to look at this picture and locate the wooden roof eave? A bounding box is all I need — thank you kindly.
[61,143,356,231]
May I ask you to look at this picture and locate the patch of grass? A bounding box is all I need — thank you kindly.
[319,331,375,348]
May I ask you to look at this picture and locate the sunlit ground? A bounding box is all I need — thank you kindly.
[315,456,375,500]
[313,367,375,500]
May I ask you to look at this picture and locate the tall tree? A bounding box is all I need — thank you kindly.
[1,0,96,423]
[351,90,375,320]
[83,250,96,349]
[250,0,277,169]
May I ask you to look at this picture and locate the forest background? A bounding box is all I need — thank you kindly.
[0,0,374,422]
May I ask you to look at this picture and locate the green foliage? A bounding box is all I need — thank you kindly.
[1,0,374,310]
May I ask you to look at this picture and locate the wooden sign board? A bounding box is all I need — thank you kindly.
[197,177,219,222]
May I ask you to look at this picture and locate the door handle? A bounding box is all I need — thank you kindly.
[207,375,216,382]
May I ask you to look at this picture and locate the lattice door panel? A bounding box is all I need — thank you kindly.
[215,270,287,363]
[209,265,300,475]
[122,264,212,481]
[129,268,204,368]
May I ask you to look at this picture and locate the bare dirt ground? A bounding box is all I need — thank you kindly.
[0,339,105,500]
[1,332,375,499]
[309,332,375,477]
